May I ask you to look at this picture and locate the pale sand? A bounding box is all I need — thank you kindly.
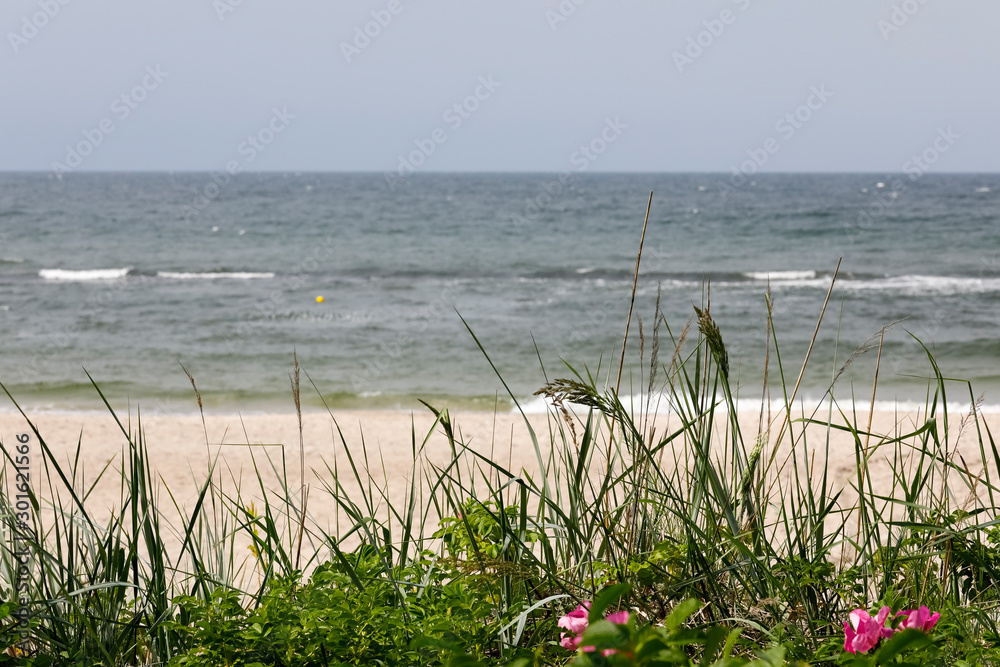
[0,409,555,557]
[2,406,998,566]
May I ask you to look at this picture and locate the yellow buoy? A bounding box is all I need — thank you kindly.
[315,295,325,303]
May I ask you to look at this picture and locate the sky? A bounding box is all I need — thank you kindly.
[2,0,998,173]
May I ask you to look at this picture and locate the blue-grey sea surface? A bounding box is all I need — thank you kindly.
[1,172,998,413]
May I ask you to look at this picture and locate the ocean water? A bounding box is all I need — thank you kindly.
[1,172,998,414]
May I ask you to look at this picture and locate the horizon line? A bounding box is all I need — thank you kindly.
[1,169,999,176]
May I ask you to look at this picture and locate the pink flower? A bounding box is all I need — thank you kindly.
[558,603,630,653]
[844,607,894,654]
[558,602,591,650]
[897,606,940,633]
[606,611,630,625]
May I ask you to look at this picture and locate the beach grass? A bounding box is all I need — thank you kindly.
[3,271,1000,665]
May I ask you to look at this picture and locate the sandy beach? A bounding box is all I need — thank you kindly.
[3,405,998,561]
[1,408,553,554]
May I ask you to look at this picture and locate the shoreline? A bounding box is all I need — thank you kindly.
[2,388,999,418]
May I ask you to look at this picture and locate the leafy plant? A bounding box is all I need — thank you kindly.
[167,556,501,667]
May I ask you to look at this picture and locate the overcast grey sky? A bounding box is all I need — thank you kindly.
[2,1,997,173]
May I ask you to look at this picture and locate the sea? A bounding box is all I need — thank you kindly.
[1,172,998,415]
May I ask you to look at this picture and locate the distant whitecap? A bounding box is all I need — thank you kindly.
[744,270,817,282]
[840,274,1000,296]
[40,268,132,281]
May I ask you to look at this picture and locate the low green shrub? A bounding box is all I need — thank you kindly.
[166,548,502,667]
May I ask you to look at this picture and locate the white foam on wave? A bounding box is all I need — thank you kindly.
[976,187,991,193]
[519,394,576,415]
[157,271,276,280]
[638,279,701,290]
[744,270,817,282]
[519,392,688,416]
[741,273,1000,296]
[840,275,1000,296]
[518,392,1000,416]
[869,399,1000,415]
[40,268,132,281]
[1,257,24,264]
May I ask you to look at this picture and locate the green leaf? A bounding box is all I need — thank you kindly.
[448,654,487,667]
[505,660,533,667]
[635,635,670,661]
[579,619,628,652]
[664,599,702,632]
[721,627,743,659]
[750,646,786,666]
[873,629,933,663]
[589,583,631,622]
[701,625,730,666]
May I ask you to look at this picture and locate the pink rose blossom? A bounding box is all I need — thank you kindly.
[897,606,941,633]
[558,603,591,650]
[558,602,630,653]
[843,606,894,654]
[605,611,630,625]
